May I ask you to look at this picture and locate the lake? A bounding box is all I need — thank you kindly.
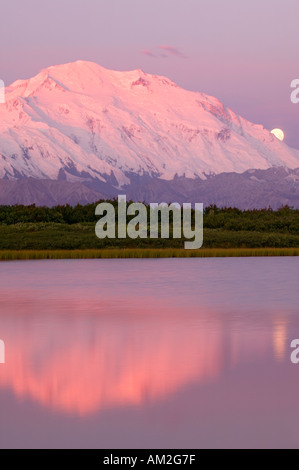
[0,257,298,449]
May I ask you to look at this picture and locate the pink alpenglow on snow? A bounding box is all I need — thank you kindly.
[0,60,298,187]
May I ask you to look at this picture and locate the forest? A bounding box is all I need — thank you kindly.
[0,202,298,252]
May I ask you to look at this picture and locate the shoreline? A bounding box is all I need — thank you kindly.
[0,247,298,261]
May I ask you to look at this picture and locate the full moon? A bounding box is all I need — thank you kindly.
[270,128,285,141]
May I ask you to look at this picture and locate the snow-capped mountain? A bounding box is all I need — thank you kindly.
[1,60,299,189]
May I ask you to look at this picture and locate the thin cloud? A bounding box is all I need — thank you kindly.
[157,45,187,58]
[140,49,157,58]
[140,46,187,59]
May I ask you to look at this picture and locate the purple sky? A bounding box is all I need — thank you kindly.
[1,0,298,148]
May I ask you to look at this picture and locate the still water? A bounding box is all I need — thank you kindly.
[0,258,298,449]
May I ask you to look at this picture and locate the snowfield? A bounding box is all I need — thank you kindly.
[1,60,298,187]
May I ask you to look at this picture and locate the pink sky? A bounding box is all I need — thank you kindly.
[0,0,298,147]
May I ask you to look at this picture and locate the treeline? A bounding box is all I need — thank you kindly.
[0,202,298,234]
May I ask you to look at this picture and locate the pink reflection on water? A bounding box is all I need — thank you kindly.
[0,258,295,419]
[0,293,281,416]
[0,295,224,415]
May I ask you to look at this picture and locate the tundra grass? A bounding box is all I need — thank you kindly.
[0,223,299,249]
[0,247,298,261]
[0,222,298,260]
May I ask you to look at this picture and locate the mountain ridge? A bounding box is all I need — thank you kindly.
[0,167,298,209]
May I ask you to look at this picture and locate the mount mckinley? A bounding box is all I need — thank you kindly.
[0,60,299,208]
